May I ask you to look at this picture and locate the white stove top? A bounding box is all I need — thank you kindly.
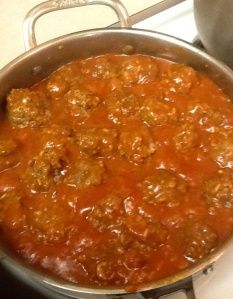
[133,1,233,299]
[134,0,197,43]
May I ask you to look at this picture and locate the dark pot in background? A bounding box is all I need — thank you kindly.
[194,0,233,68]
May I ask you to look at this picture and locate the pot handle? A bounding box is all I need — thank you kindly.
[23,0,131,51]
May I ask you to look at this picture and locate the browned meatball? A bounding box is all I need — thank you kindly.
[73,128,118,157]
[87,191,167,252]
[81,56,118,79]
[64,86,100,121]
[120,56,158,85]
[0,136,19,172]
[173,122,199,152]
[7,89,50,128]
[118,127,156,164]
[123,214,168,247]
[0,190,22,226]
[184,101,224,133]
[26,199,72,243]
[64,158,105,189]
[87,193,125,232]
[23,147,67,192]
[96,261,117,281]
[122,249,147,271]
[209,129,233,168]
[140,169,187,206]
[203,169,233,210]
[46,63,81,98]
[77,238,125,283]
[139,96,178,126]
[162,64,197,93]
[119,221,168,255]
[183,219,218,261]
[47,73,69,99]
[41,125,71,148]
[105,89,140,124]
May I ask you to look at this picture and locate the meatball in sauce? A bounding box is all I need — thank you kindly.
[1,54,233,290]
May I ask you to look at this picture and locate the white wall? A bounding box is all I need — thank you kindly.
[0,0,162,68]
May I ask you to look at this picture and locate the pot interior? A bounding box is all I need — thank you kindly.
[1,28,233,295]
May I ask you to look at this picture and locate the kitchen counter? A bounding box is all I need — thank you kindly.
[0,0,162,69]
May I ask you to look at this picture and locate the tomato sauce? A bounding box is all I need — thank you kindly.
[0,54,233,289]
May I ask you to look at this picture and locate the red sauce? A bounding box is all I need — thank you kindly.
[1,54,233,289]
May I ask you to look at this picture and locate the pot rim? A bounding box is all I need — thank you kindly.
[1,27,233,295]
[2,27,233,79]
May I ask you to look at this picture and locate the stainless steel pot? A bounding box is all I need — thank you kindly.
[194,0,233,68]
[1,0,233,298]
